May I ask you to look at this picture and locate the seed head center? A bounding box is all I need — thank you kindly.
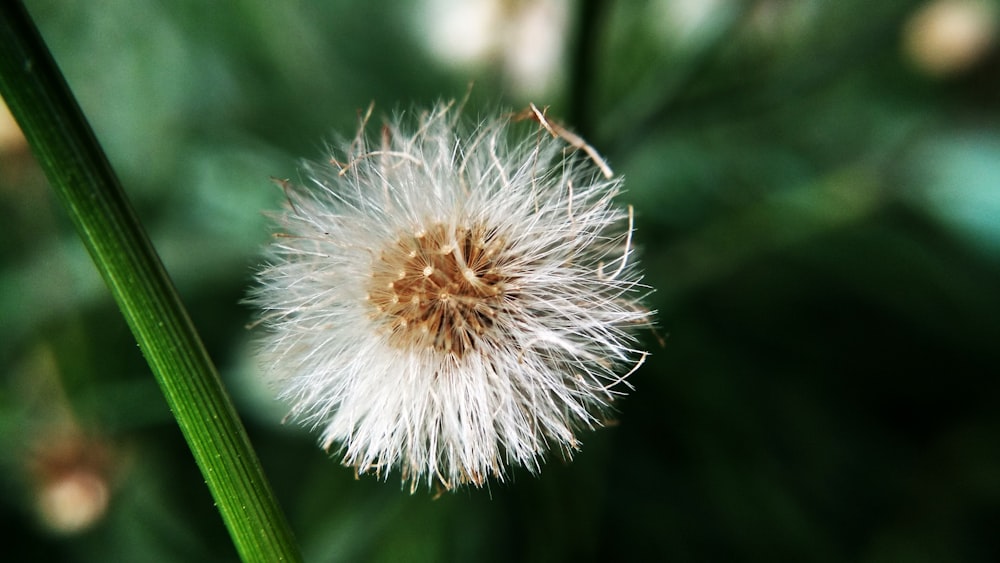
[367,223,511,357]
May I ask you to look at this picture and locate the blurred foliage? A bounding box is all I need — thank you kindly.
[2,0,1000,561]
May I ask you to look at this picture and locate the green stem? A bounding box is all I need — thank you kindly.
[567,0,606,140]
[0,3,302,562]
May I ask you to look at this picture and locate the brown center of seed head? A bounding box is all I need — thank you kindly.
[367,222,513,358]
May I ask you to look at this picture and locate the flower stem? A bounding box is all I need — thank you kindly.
[567,0,607,140]
[0,3,302,561]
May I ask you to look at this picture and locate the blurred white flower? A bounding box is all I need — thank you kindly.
[419,0,570,98]
[904,0,998,77]
[249,102,651,491]
[420,0,500,66]
[30,431,113,535]
[0,99,26,154]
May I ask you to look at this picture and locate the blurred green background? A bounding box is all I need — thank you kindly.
[2,0,1000,561]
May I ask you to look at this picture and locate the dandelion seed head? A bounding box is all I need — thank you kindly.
[367,222,513,358]
[249,102,653,491]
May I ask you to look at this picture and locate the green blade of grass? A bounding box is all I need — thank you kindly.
[0,3,302,561]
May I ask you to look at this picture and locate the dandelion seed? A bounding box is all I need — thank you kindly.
[248,102,653,491]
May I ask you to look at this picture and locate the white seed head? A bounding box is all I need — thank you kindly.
[248,102,652,491]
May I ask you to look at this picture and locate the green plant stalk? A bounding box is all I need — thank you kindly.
[0,3,302,562]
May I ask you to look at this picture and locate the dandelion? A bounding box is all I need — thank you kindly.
[248,101,652,491]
